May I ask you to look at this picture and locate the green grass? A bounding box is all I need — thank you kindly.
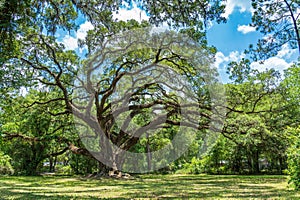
[0,174,299,199]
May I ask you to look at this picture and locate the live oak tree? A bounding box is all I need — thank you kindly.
[223,114,287,174]
[23,28,225,174]
[0,0,227,175]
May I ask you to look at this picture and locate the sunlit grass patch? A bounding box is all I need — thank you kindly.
[0,174,299,199]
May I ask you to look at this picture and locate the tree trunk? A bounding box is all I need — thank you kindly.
[146,133,152,171]
[97,161,112,176]
[252,150,259,174]
[95,151,126,177]
[49,156,53,172]
[26,159,39,175]
[53,156,57,172]
[247,155,252,174]
[232,156,241,173]
[278,157,283,174]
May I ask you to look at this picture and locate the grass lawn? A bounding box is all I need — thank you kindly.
[0,174,299,199]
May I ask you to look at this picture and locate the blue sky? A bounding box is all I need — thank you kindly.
[207,0,298,82]
[207,9,261,55]
[58,0,299,83]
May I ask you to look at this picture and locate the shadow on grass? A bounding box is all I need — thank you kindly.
[0,174,298,199]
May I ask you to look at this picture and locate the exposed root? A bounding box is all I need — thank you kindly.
[85,171,133,179]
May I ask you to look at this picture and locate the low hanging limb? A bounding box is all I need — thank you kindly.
[2,132,93,158]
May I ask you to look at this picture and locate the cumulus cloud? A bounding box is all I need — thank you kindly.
[250,44,296,73]
[228,51,246,61]
[222,0,253,19]
[237,25,256,34]
[214,51,246,82]
[215,43,295,73]
[214,47,295,82]
[113,3,149,22]
[62,21,94,51]
[214,52,228,68]
[277,43,297,59]
[214,51,245,69]
[77,21,94,40]
[62,35,78,50]
[250,57,291,72]
[214,51,245,82]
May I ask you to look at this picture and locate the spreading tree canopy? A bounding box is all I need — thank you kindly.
[0,0,227,174]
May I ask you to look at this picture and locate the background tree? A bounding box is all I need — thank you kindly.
[0,90,77,175]
[247,0,300,60]
[280,62,300,127]
[286,126,300,190]
[221,63,289,174]
[280,62,300,189]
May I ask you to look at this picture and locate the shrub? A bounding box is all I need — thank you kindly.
[182,157,204,174]
[0,151,14,175]
[56,165,73,175]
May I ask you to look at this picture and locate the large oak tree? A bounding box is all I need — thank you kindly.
[0,0,227,175]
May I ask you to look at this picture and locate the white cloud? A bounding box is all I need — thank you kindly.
[214,51,246,83]
[77,21,94,40]
[277,43,297,59]
[62,21,94,51]
[250,44,296,73]
[215,45,294,75]
[214,52,227,68]
[222,0,253,19]
[113,3,149,22]
[61,5,149,51]
[228,51,245,61]
[250,57,291,73]
[214,51,246,82]
[62,35,78,50]
[214,51,245,70]
[237,25,256,34]
[214,45,296,82]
